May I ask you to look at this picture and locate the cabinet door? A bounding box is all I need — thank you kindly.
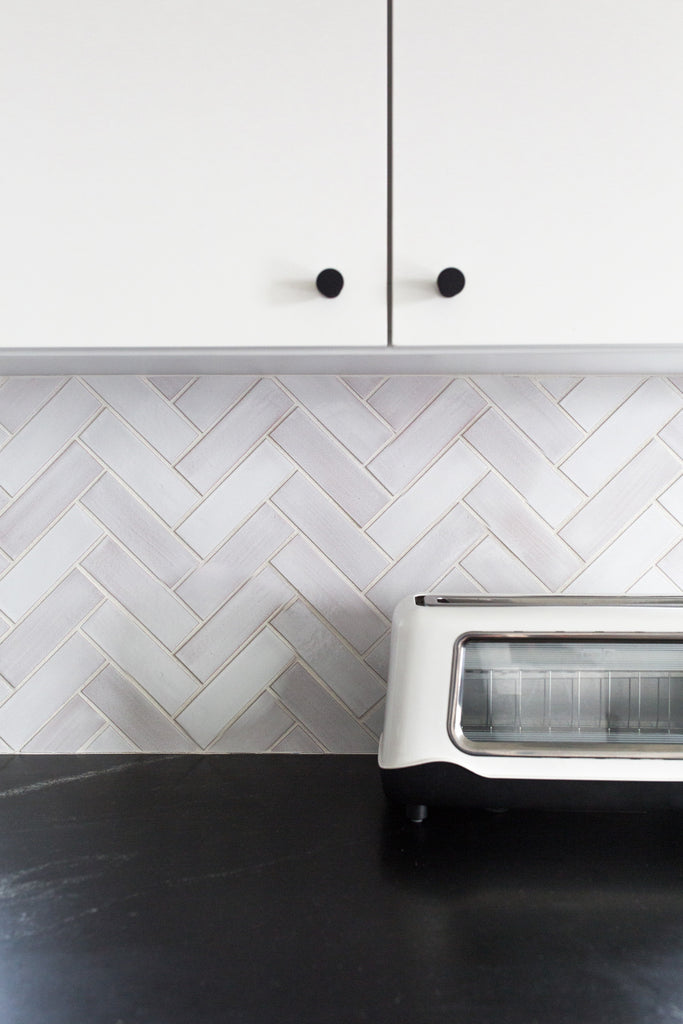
[1,1,386,348]
[393,1,683,347]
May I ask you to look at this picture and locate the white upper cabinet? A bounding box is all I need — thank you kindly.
[393,1,683,347]
[0,2,386,348]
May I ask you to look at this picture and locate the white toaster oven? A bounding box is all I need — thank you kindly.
[379,596,683,821]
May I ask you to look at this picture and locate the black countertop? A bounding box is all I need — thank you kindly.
[1,754,682,1024]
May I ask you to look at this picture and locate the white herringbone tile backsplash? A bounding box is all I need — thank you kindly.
[0,373,681,753]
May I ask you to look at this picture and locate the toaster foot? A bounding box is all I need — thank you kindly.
[406,803,428,823]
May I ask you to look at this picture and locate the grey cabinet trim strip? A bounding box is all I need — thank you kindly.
[0,346,681,375]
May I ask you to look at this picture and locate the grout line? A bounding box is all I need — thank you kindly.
[468,377,587,472]
[166,376,265,468]
[171,523,297,626]
[269,398,394,489]
[274,377,394,465]
[269,529,391,634]
[555,375,646,433]
[78,537,202,625]
[0,596,106,696]
[203,688,293,753]
[15,646,111,752]
[0,376,71,440]
[145,373,198,404]
[359,377,459,470]
[269,590,387,690]
[77,624,203,735]
[171,410,297,531]
[456,496,555,594]
[80,374,203,449]
[0,468,107,577]
[170,584,299,698]
[264,665,379,751]
[266,496,391,591]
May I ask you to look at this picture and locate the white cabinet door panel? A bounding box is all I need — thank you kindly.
[393,1,683,347]
[1,2,386,348]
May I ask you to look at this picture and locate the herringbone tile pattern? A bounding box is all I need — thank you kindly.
[0,374,681,753]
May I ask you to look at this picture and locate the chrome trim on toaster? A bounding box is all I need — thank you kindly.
[448,631,683,759]
[419,595,683,607]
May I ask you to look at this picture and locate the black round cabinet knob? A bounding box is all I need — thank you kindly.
[437,267,466,297]
[316,268,344,298]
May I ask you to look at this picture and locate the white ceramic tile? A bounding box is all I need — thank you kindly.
[83,725,137,753]
[271,473,389,589]
[0,443,101,559]
[367,440,487,557]
[660,410,683,461]
[0,376,65,432]
[272,535,388,653]
[83,665,196,752]
[561,379,682,494]
[0,634,104,751]
[177,441,294,557]
[363,633,392,681]
[473,376,582,461]
[0,371,681,755]
[174,376,258,430]
[565,507,681,594]
[0,570,101,686]
[22,695,104,753]
[368,380,487,493]
[81,411,198,526]
[659,476,683,525]
[0,379,100,494]
[362,700,385,739]
[465,409,583,528]
[272,727,325,753]
[272,409,390,526]
[342,376,386,400]
[177,568,293,683]
[560,440,681,559]
[627,566,682,596]
[465,473,582,591]
[367,505,486,618]
[83,601,199,714]
[147,375,195,400]
[85,376,198,460]
[559,376,643,430]
[208,691,294,753]
[431,565,482,596]
[271,662,377,753]
[0,506,102,622]
[278,375,392,461]
[176,379,292,492]
[272,601,385,716]
[461,536,548,594]
[82,537,198,649]
[367,376,450,430]
[537,376,582,401]
[177,504,294,619]
[656,541,683,590]
[81,474,199,587]
[177,628,293,748]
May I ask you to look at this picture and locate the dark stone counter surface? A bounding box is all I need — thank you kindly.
[1,754,683,1024]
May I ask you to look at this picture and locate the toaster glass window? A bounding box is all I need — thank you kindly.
[454,636,683,754]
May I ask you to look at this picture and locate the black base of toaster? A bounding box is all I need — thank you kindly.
[380,762,683,820]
